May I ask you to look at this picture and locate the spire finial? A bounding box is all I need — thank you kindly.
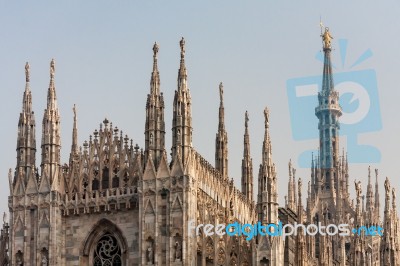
[264,106,269,125]
[264,107,269,128]
[385,177,390,197]
[180,37,185,58]
[177,37,188,91]
[50,58,55,79]
[219,82,223,103]
[153,42,159,58]
[73,104,77,121]
[25,62,30,82]
[298,178,302,199]
[245,111,249,128]
[368,165,372,184]
[71,104,78,156]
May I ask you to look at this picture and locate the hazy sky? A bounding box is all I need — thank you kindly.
[1,1,400,216]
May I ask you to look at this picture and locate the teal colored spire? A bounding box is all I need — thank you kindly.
[315,27,342,189]
[321,27,334,93]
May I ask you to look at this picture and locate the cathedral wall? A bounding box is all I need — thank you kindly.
[63,208,139,265]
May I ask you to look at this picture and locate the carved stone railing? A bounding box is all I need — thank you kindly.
[63,186,139,216]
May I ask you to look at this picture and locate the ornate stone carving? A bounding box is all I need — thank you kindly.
[146,244,153,264]
[175,241,182,261]
[16,251,23,266]
[217,247,226,264]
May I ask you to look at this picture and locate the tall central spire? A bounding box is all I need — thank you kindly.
[171,38,192,165]
[315,27,342,190]
[145,42,165,168]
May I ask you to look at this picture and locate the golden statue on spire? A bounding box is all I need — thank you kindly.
[321,27,333,49]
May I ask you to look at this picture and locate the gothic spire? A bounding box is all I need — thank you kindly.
[375,168,380,223]
[243,111,250,157]
[382,177,394,264]
[41,58,61,185]
[262,107,272,165]
[241,111,253,201]
[293,167,297,209]
[172,37,192,165]
[178,37,187,92]
[392,188,397,214]
[71,104,78,157]
[145,42,165,168]
[22,62,32,113]
[16,62,37,179]
[47,59,58,111]
[384,177,390,214]
[296,178,306,266]
[315,27,342,187]
[218,82,225,131]
[366,166,375,223]
[215,82,228,179]
[257,107,278,224]
[150,42,160,95]
[288,159,295,210]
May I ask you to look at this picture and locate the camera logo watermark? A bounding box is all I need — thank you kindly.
[188,220,383,241]
[286,39,382,167]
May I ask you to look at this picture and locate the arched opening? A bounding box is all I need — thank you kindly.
[102,167,109,189]
[92,178,99,191]
[93,233,121,265]
[197,251,202,265]
[112,175,119,188]
[81,219,128,265]
[260,257,270,266]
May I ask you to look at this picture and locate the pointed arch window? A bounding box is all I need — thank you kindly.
[93,233,122,266]
[92,178,99,191]
[102,167,109,189]
[112,175,119,188]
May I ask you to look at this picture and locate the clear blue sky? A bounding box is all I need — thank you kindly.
[1,1,399,216]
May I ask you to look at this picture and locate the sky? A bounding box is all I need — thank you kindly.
[1,1,400,216]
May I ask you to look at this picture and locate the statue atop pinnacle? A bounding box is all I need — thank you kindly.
[321,27,333,49]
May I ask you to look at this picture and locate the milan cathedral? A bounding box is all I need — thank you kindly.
[1,28,399,265]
